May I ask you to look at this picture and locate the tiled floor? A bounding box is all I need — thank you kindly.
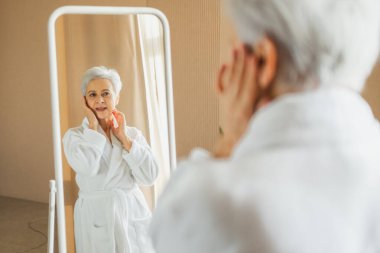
[0,196,58,253]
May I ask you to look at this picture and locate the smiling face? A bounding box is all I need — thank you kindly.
[85,78,119,120]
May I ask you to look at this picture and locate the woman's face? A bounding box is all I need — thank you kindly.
[85,78,119,120]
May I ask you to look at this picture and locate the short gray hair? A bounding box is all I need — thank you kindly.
[81,66,122,95]
[225,0,380,91]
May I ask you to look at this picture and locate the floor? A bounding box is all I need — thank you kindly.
[0,196,58,253]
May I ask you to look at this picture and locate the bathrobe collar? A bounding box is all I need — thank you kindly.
[233,86,379,159]
[81,118,123,146]
[81,118,124,181]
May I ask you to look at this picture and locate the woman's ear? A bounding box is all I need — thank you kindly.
[255,36,278,89]
[115,95,120,106]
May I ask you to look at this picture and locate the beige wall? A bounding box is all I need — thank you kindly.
[148,0,221,158]
[0,0,221,205]
[0,1,221,251]
[363,61,380,115]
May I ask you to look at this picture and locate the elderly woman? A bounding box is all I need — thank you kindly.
[151,0,380,252]
[63,66,158,253]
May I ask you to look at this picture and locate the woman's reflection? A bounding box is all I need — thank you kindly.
[62,66,158,253]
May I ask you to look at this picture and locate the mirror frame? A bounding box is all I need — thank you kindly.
[47,6,176,253]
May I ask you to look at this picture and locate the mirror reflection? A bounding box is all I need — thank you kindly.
[55,13,170,252]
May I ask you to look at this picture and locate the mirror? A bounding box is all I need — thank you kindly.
[48,6,176,253]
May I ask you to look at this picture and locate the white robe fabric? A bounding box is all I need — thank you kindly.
[63,118,158,253]
[150,87,380,253]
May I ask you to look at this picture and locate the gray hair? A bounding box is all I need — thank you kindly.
[81,66,122,95]
[225,0,380,91]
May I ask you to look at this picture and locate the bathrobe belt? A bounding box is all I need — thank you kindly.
[78,187,135,199]
[79,189,117,199]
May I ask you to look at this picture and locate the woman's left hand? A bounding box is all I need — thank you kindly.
[110,110,133,151]
[213,44,259,158]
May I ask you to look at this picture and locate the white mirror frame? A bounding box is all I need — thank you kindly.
[47,6,177,253]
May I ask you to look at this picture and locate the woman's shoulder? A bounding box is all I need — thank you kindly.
[63,125,85,140]
[63,119,88,137]
[125,126,143,139]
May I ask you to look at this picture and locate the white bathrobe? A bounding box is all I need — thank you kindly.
[63,119,158,253]
[150,87,380,253]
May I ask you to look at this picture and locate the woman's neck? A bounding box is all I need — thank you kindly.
[99,119,110,133]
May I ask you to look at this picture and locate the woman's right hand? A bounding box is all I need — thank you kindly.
[82,96,98,130]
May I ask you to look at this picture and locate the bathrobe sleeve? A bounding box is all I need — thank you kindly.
[62,128,107,176]
[121,128,159,186]
[150,159,238,253]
